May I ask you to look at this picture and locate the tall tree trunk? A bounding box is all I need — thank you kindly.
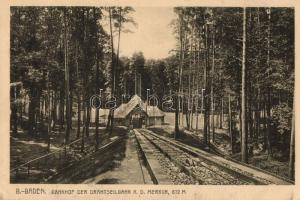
[266,94,272,155]
[70,90,73,129]
[255,88,261,141]
[94,8,100,150]
[77,95,81,139]
[11,85,18,135]
[239,98,242,147]
[19,95,23,125]
[75,41,81,139]
[191,75,195,129]
[186,22,194,130]
[248,80,253,158]
[35,92,41,131]
[175,11,185,138]
[115,7,122,95]
[40,97,44,124]
[28,88,37,135]
[241,7,248,163]
[247,10,254,159]
[266,8,272,157]
[248,82,253,139]
[175,95,179,140]
[46,73,52,152]
[256,8,261,142]
[81,7,87,152]
[64,8,71,144]
[185,106,190,130]
[180,15,188,127]
[288,100,295,180]
[107,8,115,134]
[181,89,184,126]
[195,38,201,133]
[195,97,199,133]
[59,88,64,131]
[216,110,219,129]
[211,23,215,142]
[23,96,27,116]
[228,94,234,153]
[52,90,57,131]
[263,98,268,151]
[220,97,223,129]
[85,105,91,137]
[11,102,18,135]
[204,19,211,146]
[95,105,100,149]
[81,103,86,153]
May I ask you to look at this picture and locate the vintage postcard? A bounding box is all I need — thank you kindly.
[0,0,299,199]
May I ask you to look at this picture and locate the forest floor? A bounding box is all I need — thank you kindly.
[10,120,129,183]
[147,124,290,180]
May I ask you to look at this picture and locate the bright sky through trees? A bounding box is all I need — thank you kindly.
[115,7,176,59]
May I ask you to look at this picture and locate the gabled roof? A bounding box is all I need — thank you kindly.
[114,94,165,118]
[145,106,165,117]
[114,95,144,118]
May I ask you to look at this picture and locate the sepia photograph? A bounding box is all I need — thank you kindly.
[9,6,295,186]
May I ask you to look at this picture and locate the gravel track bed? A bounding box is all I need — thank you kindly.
[154,150,198,184]
[136,131,198,184]
[139,129,251,185]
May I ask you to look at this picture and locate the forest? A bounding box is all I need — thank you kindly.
[10,7,294,180]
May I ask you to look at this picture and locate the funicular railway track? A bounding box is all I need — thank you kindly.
[134,128,292,185]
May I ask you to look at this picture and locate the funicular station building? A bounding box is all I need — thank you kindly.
[113,95,165,128]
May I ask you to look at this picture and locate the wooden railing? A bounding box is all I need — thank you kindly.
[10,138,82,182]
